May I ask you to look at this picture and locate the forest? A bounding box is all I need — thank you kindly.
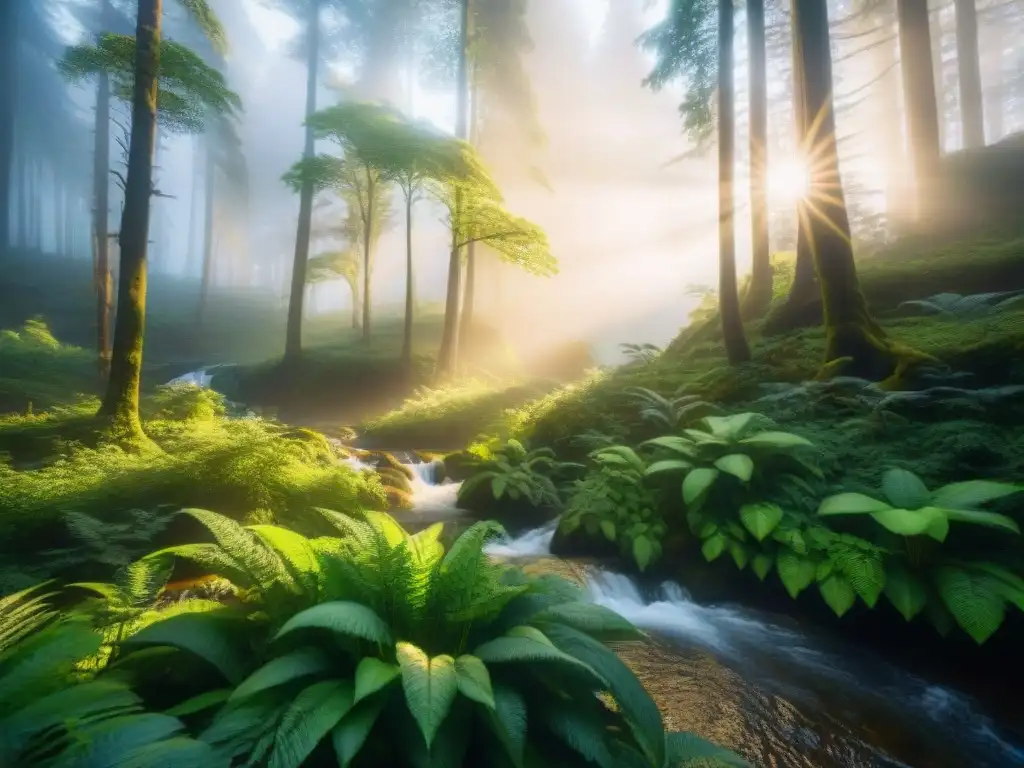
[1,0,1023,765]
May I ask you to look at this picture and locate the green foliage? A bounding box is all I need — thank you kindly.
[0,321,98,413]
[818,468,1024,642]
[457,439,581,509]
[623,386,720,432]
[560,448,666,572]
[59,33,241,134]
[99,511,739,766]
[896,291,1024,318]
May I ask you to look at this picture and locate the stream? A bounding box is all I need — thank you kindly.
[165,372,1024,766]
[399,459,1024,768]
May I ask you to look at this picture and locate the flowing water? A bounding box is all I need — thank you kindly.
[402,468,1024,768]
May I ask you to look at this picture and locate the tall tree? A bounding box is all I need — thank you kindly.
[717,0,750,364]
[458,58,481,348]
[0,0,21,258]
[745,0,771,316]
[791,0,897,378]
[953,0,984,149]
[92,0,114,376]
[61,6,235,439]
[283,0,322,364]
[896,0,941,221]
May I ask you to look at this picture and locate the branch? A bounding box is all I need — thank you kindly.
[456,230,528,249]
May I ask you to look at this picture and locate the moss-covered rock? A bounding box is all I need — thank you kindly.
[376,466,414,511]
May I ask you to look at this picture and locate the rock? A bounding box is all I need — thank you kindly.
[376,466,414,510]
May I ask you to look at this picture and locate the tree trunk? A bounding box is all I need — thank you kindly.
[437,0,472,376]
[186,134,202,275]
[953,0,984,148]
[197,137,215,330]
[98,0,162,439]
[401,189,414,367]
[0,0,18,258]
[283,0,321,364]
[717,0,750,365]
[896,0,941,222]
[877,19,909,234]
[983,21,1003,143]
[361,168,374,342]
[745,0,771,317]
[93,0,113,376]
[792,0,895,380]
[459,61,481,348]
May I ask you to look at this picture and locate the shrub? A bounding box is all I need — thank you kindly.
[456,439,581,511]
[99,510,745,767]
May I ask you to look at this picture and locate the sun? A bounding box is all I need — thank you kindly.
[767,158,810,204]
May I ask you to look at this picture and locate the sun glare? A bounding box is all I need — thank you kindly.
[767,158,810,204]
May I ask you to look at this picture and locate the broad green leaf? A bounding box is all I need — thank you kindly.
[931,480,1023,510]
[600,519,617,541]
[728,541,749,570]
[488,683,526,767]
[966,562,1024,611]
[751,553,774,581]
[739,503,784,541]
[397,642,458,748]
[922,508,950,542]
[117,737,219,768]
[818,493,892,517]
[122,611,245,684]
[455,654,495,709]
[738,431,812,449]
[683,468,720,505]
[230,648,330,702]
[870,507,936,537]
[833,549,885,607]
[165,688,231,717]
[881,468,930,509]
[934,566,1006,644]
[493,475,509,499]
[56,713,184,766]
[542,703,615,767]
[883,563,928,621]
[332,695,387,767]
[819,575,856,617]
[701,533,727,562]
[776,551,816,598]
[506,625,554,645]
[353,657,400,704]
[816,560,834,581]
[641,436,697,456]
[274,601,392,645]
[531,602,640,640]
[644,459,693,476]
[925,596,955,637]
[940,507,1021,534]
[473,635,598,682]
[714,454,754,482]
[633,535,654,571]
[665,732,749,766]
[269,680,354,768]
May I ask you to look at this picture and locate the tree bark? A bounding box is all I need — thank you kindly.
[93,0,113,376]
[745,0,771,317]
[361,167,374,342]
[401,189,414,367]
[717,0,750,365]
[437,0,472,376]
[953,0,984,149]
[284,0,321,364]
[197,136,215,331]
[0,0,19,258]
[896,0,941,222]
[98,0,162,439]
[458,62,480,349]
[792,0,893,380]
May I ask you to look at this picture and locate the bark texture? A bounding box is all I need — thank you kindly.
[745,0,772,316]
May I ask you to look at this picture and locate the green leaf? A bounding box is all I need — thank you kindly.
[488,683,526,767]
[701,533,727,562]
[751,553,774,581]
[883,563,928,621]
[776,551,816,598]
[713,453,754,482]
[728,541,749,570]
[165,688,231,717]
[833,549,886,608]
[930,480,1023,510]
[353,657,400,704]
[455,654,495,709]
[122,611,245,684]
[739,503,784,541]
[493,475,509,499]
[922,508,950,542]
[532,603,640,641]
[397,642,458,748]
[600,519,617,541]
[274,601,392,645]
[738,431,812,449]
[966,562,1024,611]
[117,737,219,768]
[817,493,892,517]
[640,436,697,456]
[332,695,387,767]
[269,680,355,768]
[683,468,720,505]
[230,648,330,702]
[633,535,654,571]
[934,566,1006,644]
[665,732,750,766]
[645,459,693,477]
[506,625,555,645]
[940,507,1021,534]
[869,507,936,537]
[924,596,955,637]
[819,575,856,617]
[881,468,930,509]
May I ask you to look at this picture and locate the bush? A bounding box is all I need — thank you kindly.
[27,510,745,767]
